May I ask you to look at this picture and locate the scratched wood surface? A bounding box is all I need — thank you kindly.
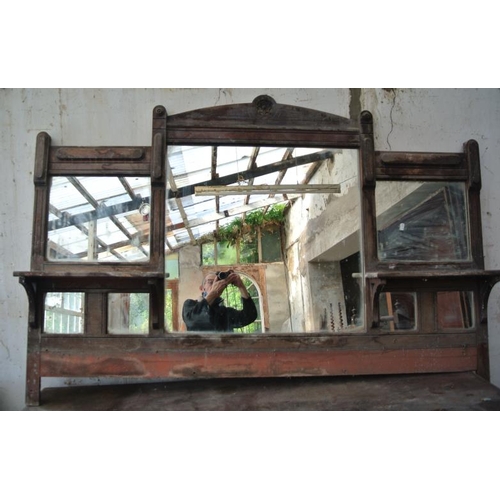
[28,372,500,411]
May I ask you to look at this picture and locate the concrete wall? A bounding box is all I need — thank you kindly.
[1,88,499,410]
[264,263,290,332]
[284,150,362,331]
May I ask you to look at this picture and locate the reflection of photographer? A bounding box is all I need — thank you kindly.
[182,270,257,332]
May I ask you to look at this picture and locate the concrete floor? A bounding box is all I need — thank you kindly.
[27,371,500,410]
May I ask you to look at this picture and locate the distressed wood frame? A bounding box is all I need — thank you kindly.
[15,96,500,406]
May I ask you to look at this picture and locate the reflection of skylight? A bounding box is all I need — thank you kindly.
[48,176,151,262]
[48,146,335,256]
[165,145,330,250]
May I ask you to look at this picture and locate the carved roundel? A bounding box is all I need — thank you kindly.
[253,95,276,116]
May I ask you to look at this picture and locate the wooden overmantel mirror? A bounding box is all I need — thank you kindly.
[15,95,500,406]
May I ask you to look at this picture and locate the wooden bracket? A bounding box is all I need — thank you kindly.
[19,276,38,328]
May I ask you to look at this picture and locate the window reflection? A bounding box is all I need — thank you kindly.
[44,292,84,334]
[219,274,263,333]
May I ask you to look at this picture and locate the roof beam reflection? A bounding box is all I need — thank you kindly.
[168,150,334,199]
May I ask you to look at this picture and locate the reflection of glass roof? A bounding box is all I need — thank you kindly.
[166,145,332,250]
[47,146,334,259]
[48,176,151,262]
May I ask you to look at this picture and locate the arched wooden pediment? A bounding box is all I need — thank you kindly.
[163,95,361,147]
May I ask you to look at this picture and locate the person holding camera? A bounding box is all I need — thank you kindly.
[182,270,257,332]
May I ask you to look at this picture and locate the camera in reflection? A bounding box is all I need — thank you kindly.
[216,270,233,280]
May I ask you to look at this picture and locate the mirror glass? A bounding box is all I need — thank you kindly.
[47,176,151,262]
[44,292,84,334]
[108,293,149,334]
[437,291,475,330]
[165,145,363,334]
[378,292,417,331]
[375,181,470,261]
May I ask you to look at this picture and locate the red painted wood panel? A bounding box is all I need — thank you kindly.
[41,347,477,379]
